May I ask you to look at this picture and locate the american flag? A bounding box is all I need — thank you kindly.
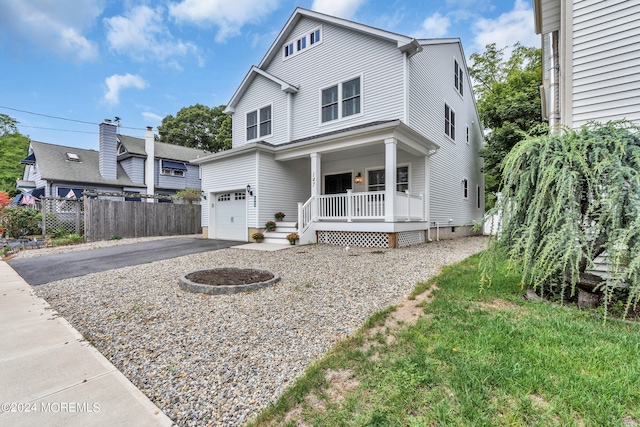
[66,189,76,199]
[22,193,36,205]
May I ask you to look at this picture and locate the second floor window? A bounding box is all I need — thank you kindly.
[321,76,362,123]
[445,104,455,140]
[247,105,272,141]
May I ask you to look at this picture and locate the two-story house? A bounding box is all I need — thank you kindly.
[18,120,207,202]
[534,0,640,131]
[193,8,484,247]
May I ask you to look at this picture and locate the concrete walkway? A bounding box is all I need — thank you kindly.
[0,261,174,426]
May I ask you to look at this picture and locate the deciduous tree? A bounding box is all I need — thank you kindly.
[469,43,546,208]
[157,104,232,152]
[0,114,30,197]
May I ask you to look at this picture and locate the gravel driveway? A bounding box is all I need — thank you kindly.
[34,236,488,426]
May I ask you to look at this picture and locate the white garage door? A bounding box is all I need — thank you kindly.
[214,192,247,241]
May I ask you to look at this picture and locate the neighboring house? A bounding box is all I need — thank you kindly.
[534,0,640,131]
[192,8,484,247]
[18,121,207,202]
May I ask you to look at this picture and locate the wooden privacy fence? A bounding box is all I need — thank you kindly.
[84,199,201,241]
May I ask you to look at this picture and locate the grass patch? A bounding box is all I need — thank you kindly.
[248,253,640,427]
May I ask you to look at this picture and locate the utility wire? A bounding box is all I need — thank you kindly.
[0,105,151,131]
[18,125,98,134]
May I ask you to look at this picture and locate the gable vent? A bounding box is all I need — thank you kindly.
[66,152,80,162]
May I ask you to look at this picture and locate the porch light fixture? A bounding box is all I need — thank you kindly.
[246,184,253,196]
[354,172,364,184]
[201,191,207,200]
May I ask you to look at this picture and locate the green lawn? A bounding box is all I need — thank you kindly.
[248,253,640,427]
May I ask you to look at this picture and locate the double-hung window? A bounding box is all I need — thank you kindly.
[445,104,455,140]
[454,60,464,96]
[367,166,409,192]
[321,76,362,123]
[247,105,272,141]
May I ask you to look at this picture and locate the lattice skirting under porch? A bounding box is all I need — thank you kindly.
[317,230,426,248]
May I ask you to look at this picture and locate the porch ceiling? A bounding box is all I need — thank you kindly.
[274,120,439,161]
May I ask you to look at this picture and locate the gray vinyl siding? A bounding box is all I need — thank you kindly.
[264,17,404,142]
[185,165,201,189]
[200,152,256,227]
[408,43,484,225]
[571,0,640,127]
[119,157,145,185]
[27,164,47,191]
[256,152,310,225]
[232,75,288,148]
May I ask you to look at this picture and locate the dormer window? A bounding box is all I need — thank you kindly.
[117,142,127,155]
[66,152,80,162]
[283,26,322,60]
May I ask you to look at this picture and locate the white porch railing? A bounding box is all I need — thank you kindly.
[395,191,425,221]
[300,190,424,225]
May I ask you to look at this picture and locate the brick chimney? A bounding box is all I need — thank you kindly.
[144,126,155,202]
[99,120,118,180]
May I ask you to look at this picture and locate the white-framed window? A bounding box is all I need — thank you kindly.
[477,185,481,209]
[445,104,455,141]
[283,26,322,60]
[367,166,409,192]
[321,75,362,124]
[462,178,468,199]
[160,160,187,177]
[246,105,272,141]
[454,60,464,97]
[466,126,470,144]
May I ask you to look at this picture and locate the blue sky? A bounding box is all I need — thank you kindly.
[0,0,539,150]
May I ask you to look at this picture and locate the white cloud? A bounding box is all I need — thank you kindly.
[311,0,367,19]
[104,74,148,105]
[472,0,540,53]
[0,0,100,61]
[418,12,451,38]
[168,0,281,42]
[142,112,164,123]
[105,5,197,64]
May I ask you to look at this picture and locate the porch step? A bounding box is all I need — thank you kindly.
[262,221,298,245]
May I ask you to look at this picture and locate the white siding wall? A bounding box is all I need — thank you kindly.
[408,43,484,226]
[256,151,310,225]
[232,75,288,148]
[264,17,405,142]
[321,150,425,196]
[571,0,640,127]
[200,152,257,228]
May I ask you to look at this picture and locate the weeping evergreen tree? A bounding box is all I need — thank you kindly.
[483,121,640,318]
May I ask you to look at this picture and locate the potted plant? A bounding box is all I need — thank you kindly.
[265,221,276,231]
[286,232,299,245]
[252,232,264,243]
[274,211,285,221]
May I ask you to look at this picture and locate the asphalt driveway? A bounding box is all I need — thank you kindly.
[8,237,238,285]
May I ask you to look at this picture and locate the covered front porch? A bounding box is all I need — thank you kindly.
[274,120,439,247]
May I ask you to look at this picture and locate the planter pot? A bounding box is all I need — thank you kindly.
[255,240,264,243]
[289,241,296,245]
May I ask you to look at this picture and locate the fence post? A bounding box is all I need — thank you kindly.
[41,199,47,236]
[75,199,81,235]
[346,189,353,222]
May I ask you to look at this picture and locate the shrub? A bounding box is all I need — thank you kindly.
[0,206,41,239]
[174,189,201,204]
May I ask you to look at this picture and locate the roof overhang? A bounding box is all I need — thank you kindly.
[192,121,439,164]
[225,66,298,114]
[533,0,561,34]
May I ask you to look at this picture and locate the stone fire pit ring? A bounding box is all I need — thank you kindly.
[179,267,280,295]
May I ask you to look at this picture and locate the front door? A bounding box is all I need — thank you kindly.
[324,172,352,194]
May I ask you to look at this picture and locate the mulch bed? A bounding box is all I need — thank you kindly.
[185,268,274,286]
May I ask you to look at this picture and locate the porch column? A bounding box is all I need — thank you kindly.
[384,138,397,222]
[310,153,321,221]
[424,154,430,225]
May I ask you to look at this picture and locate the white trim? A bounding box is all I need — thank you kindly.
[454,57,464,99]
[319,73,364,126]
[461,177,469,199]
[246,103,273,142]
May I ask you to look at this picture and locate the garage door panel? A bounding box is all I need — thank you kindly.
[214,192,246,241]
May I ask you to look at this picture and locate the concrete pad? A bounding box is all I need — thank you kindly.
[0,372,172,427]
[0,316,78,359]
[232,242,292,251]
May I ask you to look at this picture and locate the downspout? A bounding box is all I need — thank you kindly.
[551,30,561,133]
[144,126,155,202]
[287,92,292,141]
